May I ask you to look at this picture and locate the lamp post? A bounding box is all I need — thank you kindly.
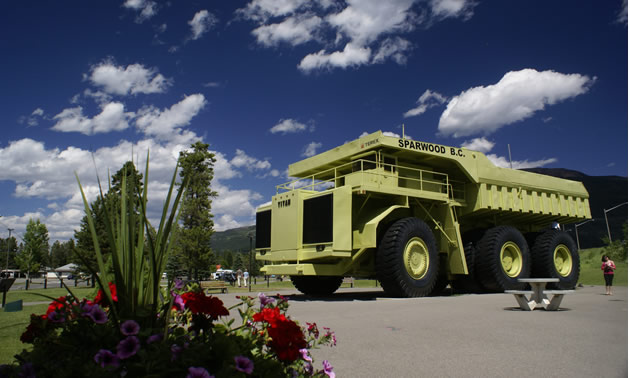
[574,219,594,252]
[5,228,13,276]
[604,202,628,243]
[248,233,253,293]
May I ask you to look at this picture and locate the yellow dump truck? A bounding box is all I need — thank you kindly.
[255,131,591,297]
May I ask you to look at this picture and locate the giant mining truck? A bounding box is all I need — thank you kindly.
[255,131,591,297]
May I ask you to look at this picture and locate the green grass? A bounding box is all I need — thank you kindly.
[578,247,627,286]
[0,304,48,364]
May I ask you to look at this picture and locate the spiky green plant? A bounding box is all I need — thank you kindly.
[75,153,189,328]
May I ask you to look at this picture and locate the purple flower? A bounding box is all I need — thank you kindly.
[94,349,120,369]
[47,310,65,323]
[171,344,183,362]
[303,362,313,375]
[147,333,163,344]
[116,336,140,360]
[19,362,36,378]
[87,305,109,324]
[234,356,254,375]
[172,293,185,311]
[174,278,185,290]
[323,360,335,378]
[258,292,275,308]
[299,348,312,362]
[186,367,213,378]
[120,320,140,336]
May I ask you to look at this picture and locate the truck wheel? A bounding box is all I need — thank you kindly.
[531,230,580,289]
[376,217,439,297]
[451,242,485,293]
[290,276,343,296]
[476,226,531,292]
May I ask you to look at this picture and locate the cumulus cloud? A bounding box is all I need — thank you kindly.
[135,94,206,140]
[18,108,46,127]
[269,118,311,134]
[438,69,595,137]
[403,89,447,117]
[52,102,134,135]
[460,137,494,153]
[486,154,557,170]
[86,61,171,96]
[230,149,272,171]
[302,142,322,157]
[122,0,158,23]
[252,14,322,46]
[618,0,628,25]
[430,0,476,21]
[188,10,218,40]
[299,43,371,72]
[241,0,477,73]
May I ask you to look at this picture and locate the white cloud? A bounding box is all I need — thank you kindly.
[618,0,628,25]
[237,0,310,22]
[269,118,310,134]
[18,108,46,126]
[486,154,557,170]
[189,10,218,40]
[123,0,158,23]
[403,89,447,117]
[135,94,206,140]
[438,69,595,137]
[460,137,494,153]
[230,149,272,171]
[87,61,171,96]
[252,14,322,46]
[430,0,476,20]
[52,102,134,135]
[372,37,412,65]
[299,43,371,72]
[302,142,322,157]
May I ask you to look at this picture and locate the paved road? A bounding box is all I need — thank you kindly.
[221,285,627,378]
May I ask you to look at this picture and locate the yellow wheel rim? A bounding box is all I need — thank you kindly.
[553,244,572,277]
[403,237,430,280]
[500,241,523,278]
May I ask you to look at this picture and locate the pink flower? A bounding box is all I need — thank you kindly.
[323,360,335,378]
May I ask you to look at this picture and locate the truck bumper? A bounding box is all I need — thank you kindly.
[261,263,344,276]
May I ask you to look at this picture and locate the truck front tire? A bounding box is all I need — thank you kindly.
[376,217,439,297]
[476,226,531,292]
[531,230,580,289]
[290,276,343,296]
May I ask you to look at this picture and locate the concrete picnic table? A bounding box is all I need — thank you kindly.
[505,278,573,311]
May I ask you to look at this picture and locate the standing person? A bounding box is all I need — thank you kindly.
[243,270,249,287]
[236,269,243,287]
[601,255,616,295]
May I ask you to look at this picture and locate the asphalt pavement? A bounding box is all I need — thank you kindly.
[221,285,628,378]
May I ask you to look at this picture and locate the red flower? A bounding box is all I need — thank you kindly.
[46,296,67,315]
[94,282,118,306]
[268,318,307,361]
[253,307,306,361]
[181,291,229,320]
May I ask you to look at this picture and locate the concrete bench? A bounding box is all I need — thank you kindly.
[200,281,228,294]
[542,290,575,311]
[505,290,536,310]
[342,277,354,288]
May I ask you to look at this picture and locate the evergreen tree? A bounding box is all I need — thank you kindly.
[15,219,49,280]
[50,239,75,268]
[177,142,218,280]
[0,236,18,273]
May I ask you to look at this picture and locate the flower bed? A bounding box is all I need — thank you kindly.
[2,282,335,377]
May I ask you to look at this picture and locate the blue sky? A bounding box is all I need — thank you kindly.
[0,0,627,243]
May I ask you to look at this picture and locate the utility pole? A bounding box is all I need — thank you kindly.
[5,228,13,275]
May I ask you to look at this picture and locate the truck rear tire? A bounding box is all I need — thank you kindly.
[376,217,439,297]
[290,276,343,296]
[531,230,580,289]
[476,226,531,292]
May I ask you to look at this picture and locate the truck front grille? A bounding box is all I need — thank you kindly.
[255,210,271,249]
[302,194,333,244]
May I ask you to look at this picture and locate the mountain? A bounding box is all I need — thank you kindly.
[211,169,627,253]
